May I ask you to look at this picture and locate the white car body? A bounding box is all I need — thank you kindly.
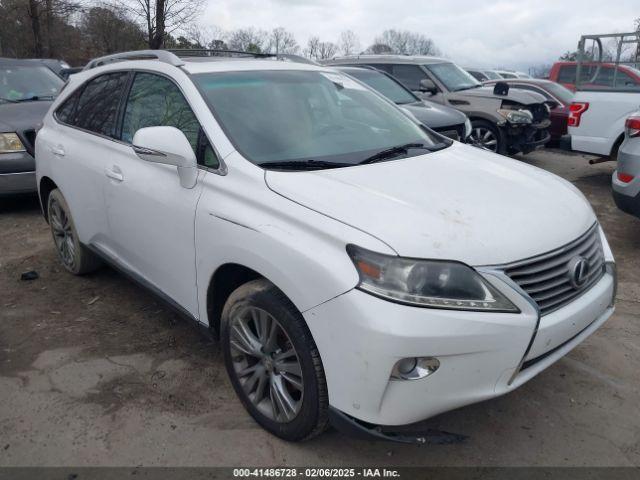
[569,90,640,156]
[36,54,616,436]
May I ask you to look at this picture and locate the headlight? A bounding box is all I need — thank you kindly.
[347,245,519,312]
[497,109,533,125]
[0,133,26,153]
[464,117,472,139]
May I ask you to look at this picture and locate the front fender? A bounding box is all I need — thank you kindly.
[195,162,394,325]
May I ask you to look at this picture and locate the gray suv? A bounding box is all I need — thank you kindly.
[326,55,551,155]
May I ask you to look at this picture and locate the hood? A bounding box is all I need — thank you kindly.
[401,100,467,129]
[0,100,53,132]
[265,142,596,266]
[452,86,546,105]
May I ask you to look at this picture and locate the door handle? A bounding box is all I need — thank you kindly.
[105,166,124,182]
[50,145,65,156]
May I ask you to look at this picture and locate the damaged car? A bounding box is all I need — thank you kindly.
[326,56,551,155]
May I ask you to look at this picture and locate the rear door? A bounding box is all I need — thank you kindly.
[102,71,214,318]
[41,71,129,248]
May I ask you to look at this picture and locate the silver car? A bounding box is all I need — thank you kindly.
[612,111,640,218]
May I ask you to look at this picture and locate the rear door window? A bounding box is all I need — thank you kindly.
[390,65,428,91]
[74,72,129,137]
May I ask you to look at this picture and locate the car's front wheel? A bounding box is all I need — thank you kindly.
[468,120,506,154]
[221,279,329,441]
[47,188,102,275]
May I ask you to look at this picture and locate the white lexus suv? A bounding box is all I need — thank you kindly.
[36,50,616,443]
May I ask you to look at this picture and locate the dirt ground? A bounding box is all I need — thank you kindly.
[1,148,639,467]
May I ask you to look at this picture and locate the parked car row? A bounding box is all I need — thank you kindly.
[326,55,552,155]
[29,48,616,444]
[466,68,531,82]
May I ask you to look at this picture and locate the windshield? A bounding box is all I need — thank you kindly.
[425,63,480,92]
[543,82,574,105]
[483,70,501,80]
[193,70,445,167]
[341,68,418,105]
[0,65,63,102]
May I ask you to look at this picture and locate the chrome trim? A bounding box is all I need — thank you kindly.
[606,261,617,308]
[477,267,541,385]
[491,222,605,316]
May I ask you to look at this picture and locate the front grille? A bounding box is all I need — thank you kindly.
[503,224,605,315]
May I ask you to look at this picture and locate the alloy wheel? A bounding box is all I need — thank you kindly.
[49,197,76,269]
[468,127,498,152]
[229,306,304,422]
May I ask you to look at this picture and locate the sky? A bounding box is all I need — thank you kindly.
[201,0,639,71]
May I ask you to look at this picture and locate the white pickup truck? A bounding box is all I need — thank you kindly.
[569,90,640,158]
[565,32,640,159]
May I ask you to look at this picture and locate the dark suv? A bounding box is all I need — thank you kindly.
[0,58,64,195]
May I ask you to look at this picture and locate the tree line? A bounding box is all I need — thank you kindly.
[0,0,440,66]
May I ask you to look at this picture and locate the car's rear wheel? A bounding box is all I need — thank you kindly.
[47,189,102,275]
[468,120,505,154]
[221,278,329,441]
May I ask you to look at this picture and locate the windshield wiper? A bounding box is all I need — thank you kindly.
[258,160,353,171]
[0,97,18,103]
[359,143,435,165]
[13,95,56,102]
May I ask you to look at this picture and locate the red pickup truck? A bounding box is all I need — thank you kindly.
[548,61,640,91]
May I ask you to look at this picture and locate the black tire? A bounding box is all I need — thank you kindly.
[221,278,329,441]
[469,119,506,155]
[47,188,102,275]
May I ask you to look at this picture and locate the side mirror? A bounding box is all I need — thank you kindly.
[133,126,198,189]
[419,78,437,94]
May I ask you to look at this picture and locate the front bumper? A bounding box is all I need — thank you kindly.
[0,151,37,195]
[305,266,615,427]
[504,123,551,154]
[0,171,37,196]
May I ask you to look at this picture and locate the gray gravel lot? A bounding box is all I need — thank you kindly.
[1,148,639,467]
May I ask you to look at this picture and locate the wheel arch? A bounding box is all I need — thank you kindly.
[39,176,58,222]
[206,263,266,339]
[610,132,625,159]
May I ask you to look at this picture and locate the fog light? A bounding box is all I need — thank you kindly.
[390,357,440,381]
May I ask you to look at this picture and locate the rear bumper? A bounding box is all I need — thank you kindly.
[612,189,640,217]
[0,171,37,196]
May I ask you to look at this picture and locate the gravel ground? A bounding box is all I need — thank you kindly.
[1,148,639,467]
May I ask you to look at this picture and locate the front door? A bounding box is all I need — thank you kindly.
[102,72,206,318]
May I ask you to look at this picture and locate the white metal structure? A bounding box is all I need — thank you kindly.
[36,51,616,443]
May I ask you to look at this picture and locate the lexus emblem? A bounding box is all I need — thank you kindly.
[568,256,590,289]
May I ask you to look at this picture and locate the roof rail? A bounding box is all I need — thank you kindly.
[167,49,274,58]
[83,50,185,70]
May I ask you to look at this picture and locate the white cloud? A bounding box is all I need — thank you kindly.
[201,0,638,70]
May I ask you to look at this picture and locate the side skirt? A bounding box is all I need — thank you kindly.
[86,244,214,341]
